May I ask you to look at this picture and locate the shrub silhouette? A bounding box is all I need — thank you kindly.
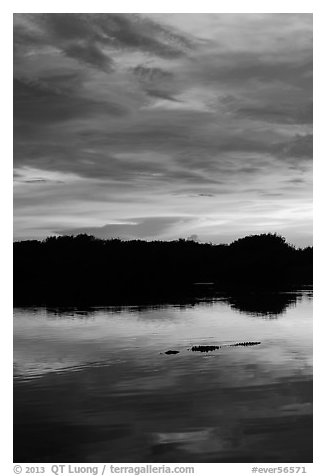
[13,233,312,305]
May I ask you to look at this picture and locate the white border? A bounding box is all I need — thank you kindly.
[3,2,323,473]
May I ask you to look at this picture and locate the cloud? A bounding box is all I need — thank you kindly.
[200,53,312,89]
[14,13,194,70]
[237,102,312,125]
[63,41,113,72]
[57,216,195,240]
[14,77,127,124]
[273,134,313,161]
[13,14,313,245]
[132,65,174,81]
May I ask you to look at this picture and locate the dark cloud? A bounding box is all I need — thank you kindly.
[29,71,86,95]
[144,88,180,102]
[19,179,47,184]
[132,65,179,101]
[274,134,313,161]
[286,178,306,184]
[132,65,173,81]
[36,13,98,41]
[93,13,194,57]
[14,13,193,71]
[237,102,312,125]
[63,41,113,72]
[13,77,127,126]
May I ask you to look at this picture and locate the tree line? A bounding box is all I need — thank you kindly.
[13,233,312,305]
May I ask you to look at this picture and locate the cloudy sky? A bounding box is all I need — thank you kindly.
[13,13,312,245]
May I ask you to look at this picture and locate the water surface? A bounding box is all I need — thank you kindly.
[14,289,312,462]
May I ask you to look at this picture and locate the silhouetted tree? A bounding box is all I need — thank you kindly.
[13,233,312,305]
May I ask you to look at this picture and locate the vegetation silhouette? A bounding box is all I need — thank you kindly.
[14,232,312,306]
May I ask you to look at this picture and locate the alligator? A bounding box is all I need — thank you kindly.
[230,341,261,347]
[191,341,261,352]
[191,345,221,352]
[163,341,261,355]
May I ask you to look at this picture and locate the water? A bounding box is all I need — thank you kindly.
[14,288,313,463]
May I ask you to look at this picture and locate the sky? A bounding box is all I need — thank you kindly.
[13,13,312,246]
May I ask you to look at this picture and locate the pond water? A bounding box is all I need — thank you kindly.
[14,288,313,463]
